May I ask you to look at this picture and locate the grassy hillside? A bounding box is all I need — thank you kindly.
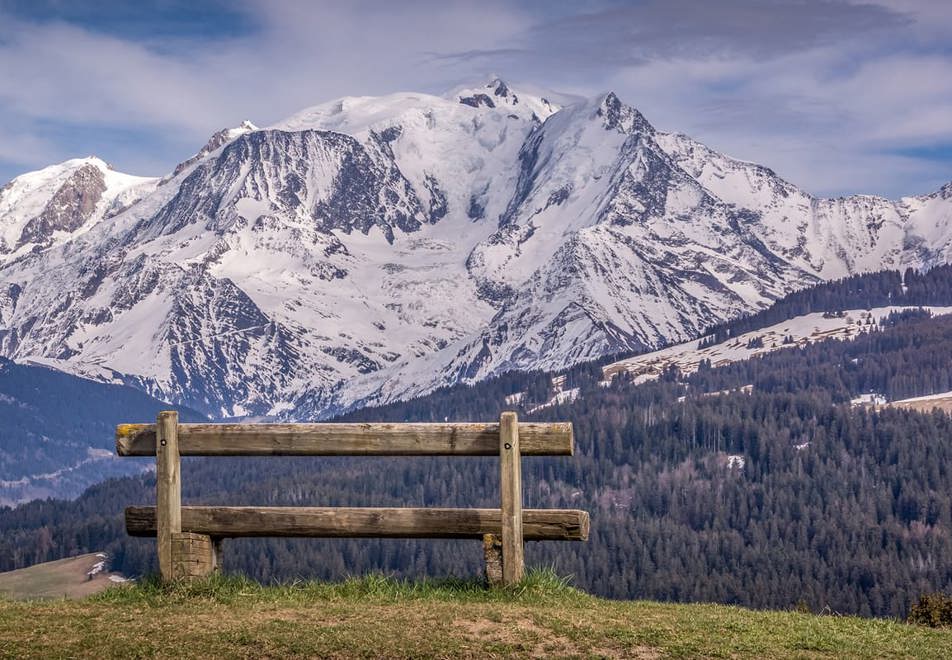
[0,553,125,600]
[885,392,952,414]
[1,572,949,659]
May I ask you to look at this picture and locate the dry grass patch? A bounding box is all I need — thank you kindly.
[0,553,125,600]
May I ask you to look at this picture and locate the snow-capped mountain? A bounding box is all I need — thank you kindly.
[0,157,157,263]
[0,78,950,419]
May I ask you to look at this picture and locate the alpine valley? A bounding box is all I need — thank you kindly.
[1,78,951,422]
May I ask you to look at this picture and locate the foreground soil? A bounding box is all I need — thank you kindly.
[0,572,949,658]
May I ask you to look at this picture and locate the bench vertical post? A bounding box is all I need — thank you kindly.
[156,410,181,582]
[499,411,524,585]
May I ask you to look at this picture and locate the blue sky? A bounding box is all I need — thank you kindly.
[0,0,950,198]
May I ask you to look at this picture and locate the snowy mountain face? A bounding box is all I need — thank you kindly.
[0,78,950,419]
[0,158,157,263]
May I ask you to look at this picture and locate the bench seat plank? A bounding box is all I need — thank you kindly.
[126,506,589,541]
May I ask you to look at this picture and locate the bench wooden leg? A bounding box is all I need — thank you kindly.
[483,533,503,587]
[499,412,525,585]
[171,532,219,580]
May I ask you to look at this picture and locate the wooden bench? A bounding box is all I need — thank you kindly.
[116,411,589,586]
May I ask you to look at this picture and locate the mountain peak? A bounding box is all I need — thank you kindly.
[486,77,513,100]
[169,121,258,179]
[595,92,653,135]
[2,156,114,193]
[449,77,558,121]
[0,155,156,259]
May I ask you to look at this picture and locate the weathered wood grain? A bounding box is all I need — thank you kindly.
[115,422,573,457]
[155,411,180,583]
[126,506,590,541]
[499,411,525,585]
[171,532,218,580]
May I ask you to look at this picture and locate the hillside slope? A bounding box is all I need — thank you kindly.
[601,305,952,385]
[0,358,204,505]
[0,552,125,600]
[0,575,950,659]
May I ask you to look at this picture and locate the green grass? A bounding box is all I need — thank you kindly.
[91,567,579,606]
[1,570,950,658]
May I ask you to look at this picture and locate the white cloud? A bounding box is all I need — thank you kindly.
[595,37,952,197]
[0,0,949,198]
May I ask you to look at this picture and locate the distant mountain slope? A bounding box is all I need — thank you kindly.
[0,358,204,506]
[697,263,952,343]
[0,78,950,419]
[588,260,952,391]
[601,305,952,387]
[4,300,952,618]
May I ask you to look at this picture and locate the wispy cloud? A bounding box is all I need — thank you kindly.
[0,0,949,198]
[528,0,908,60]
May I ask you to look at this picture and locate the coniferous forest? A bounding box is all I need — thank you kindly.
[2,268,952,619]
[0,359,205,505]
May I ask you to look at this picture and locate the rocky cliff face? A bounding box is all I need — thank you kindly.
[17,163,107,248]
[0,79,949,418]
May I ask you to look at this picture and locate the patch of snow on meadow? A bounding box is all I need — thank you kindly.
[851,393,887,406]
[602,307,952,386]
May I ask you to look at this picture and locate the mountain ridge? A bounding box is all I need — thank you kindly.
[0,77,950,419]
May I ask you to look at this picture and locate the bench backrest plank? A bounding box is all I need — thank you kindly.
[116,421,573,457]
